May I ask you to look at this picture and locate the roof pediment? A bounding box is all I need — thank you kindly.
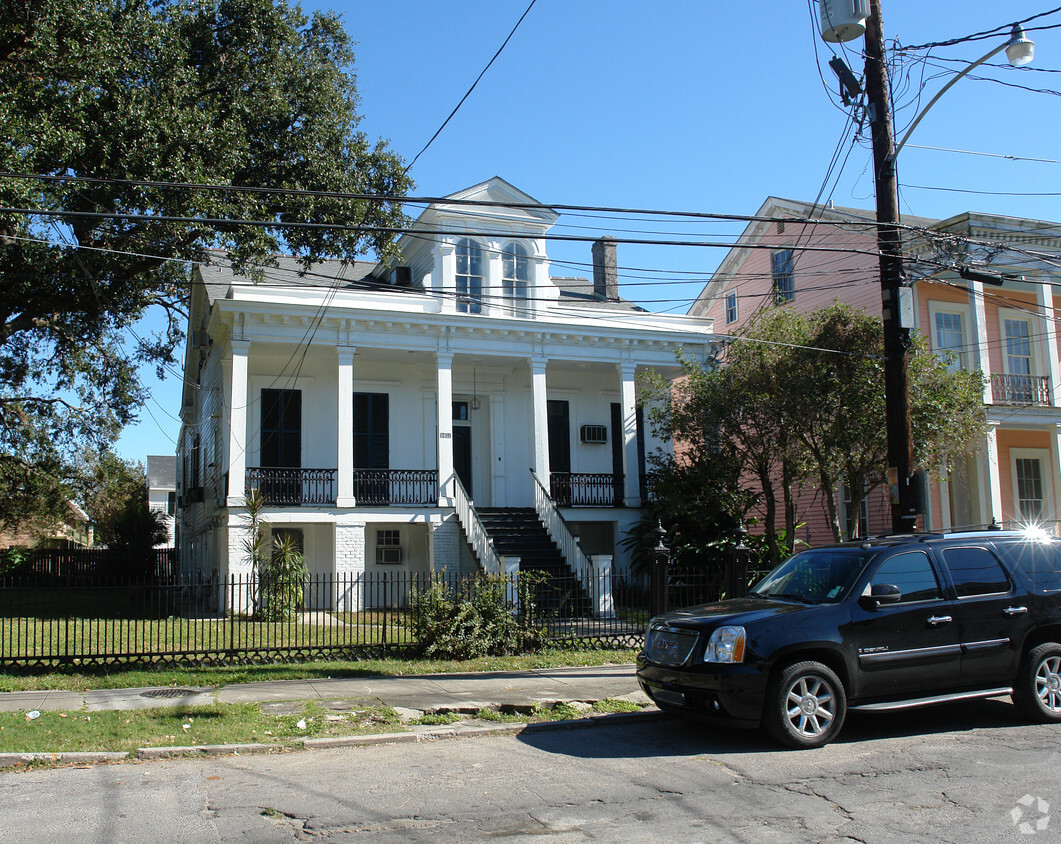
[419,176,559,231]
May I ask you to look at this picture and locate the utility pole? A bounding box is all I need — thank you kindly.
[863,0,917,534]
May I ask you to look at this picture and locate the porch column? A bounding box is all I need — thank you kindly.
[486,241,502,317]
[336,347,356,507]
[531,356,550,485]
[618,362,641,507]
[226,339,251,506]
[968,280,993,403]
[981,423,1004,526]
[1037,283,1061,406]
[437,352,455,504]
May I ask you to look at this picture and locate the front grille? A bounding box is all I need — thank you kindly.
[645,624,699,667]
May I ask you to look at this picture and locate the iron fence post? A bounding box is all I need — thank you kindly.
[649,520,670,618]
[726,521,751,599]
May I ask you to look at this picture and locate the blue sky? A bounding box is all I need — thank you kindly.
[115,0,1061,461]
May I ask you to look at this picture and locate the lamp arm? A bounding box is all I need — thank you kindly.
[889,42,1007,163]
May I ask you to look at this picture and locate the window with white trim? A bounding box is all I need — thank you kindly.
[502,242,530,316]
[1015,456,1045,522]
[725,291,738,324]
[771,249,794,305]
[456,238,483,314]
[932,309,966,372]
[1004,317,1033,376]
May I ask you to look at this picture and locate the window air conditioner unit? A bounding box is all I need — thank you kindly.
[580,424,608,444]
[376,546,402,565]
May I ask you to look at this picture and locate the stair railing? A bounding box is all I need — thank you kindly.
[530,468,594,590]
[453,475,503,575]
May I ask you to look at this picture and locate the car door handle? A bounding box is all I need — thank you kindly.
[927,615,953,626]
[1004,606,1029,616]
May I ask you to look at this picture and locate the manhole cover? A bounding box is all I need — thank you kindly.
[140,688,201,699]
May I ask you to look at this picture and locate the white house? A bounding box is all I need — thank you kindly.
[176,177,716,610]
[146,454,177,547]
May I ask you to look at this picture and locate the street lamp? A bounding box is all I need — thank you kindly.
[820,2,1034,534]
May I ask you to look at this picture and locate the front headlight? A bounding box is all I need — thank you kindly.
[703,626,746,663]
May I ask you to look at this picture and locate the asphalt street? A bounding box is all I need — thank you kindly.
[1,696,1059,842]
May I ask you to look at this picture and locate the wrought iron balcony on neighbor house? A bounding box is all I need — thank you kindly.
[991,373,1051,406]
[550,472,625,507]
[245,468,439,506]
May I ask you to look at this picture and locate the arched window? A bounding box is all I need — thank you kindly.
[502,243,530,315]
[455,238,483,314]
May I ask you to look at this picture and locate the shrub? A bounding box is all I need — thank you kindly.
[411,573,547,659]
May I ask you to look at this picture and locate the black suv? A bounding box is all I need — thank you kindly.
[636,530,1061,748]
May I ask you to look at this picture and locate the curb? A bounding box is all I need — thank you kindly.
[0,751,129,769]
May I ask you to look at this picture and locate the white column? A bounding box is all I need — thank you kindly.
[437,352,455,504]
[226,339,251,506]
[969,280,993,403]
[486,240,502,317]
[619,362,641,507]
[982,423,1003,526]
[1038,282,1061,406]
[336,347,356,507]
[590,554,616,619]
[531,357,550,484]
[435,241,457,313]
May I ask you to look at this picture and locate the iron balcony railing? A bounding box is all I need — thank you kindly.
[550,472,624,507]
[991,373,1051,406]
[246,468,337,505]
[353,470,439,506]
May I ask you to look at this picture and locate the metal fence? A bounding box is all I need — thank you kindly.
[0,568,735,669]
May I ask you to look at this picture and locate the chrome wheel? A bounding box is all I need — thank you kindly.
[785,675,836,737]
[1034,655,1061,713]
[766,660,847,748]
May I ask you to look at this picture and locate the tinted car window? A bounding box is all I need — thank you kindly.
[870,551,941,603]
[941,546,1011,597]
[994,539,1061,592]
[751,549,871,603]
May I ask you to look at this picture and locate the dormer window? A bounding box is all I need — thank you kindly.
[456,238,483,314]
[502,242,530,316]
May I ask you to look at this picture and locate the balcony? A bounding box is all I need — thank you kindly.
[991,373,1051,406]
[550,472,624,507]
[246,468,439,506]
[246,468,337,505]
[353,470,439,506]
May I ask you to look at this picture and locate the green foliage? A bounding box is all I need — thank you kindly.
[411,573,547,660]
[0,0,412,526]
[257,533,308,621]
[643,302,988,555]
[107,499,168,567]
[78,449,148,547]
[0,547,27,575]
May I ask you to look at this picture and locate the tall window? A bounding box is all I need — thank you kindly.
[353,393,389,469]
[933,310,966,372]
[1004,318,1033,376]
[725,291,738,324]
[456,238,483,314]
[502,242,530,315]
[1015,457,1045,522]
[771,249,794,305]
[260,389,301,468]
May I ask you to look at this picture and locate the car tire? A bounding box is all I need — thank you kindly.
[764,660,847,749]
[1013,642,1061,723]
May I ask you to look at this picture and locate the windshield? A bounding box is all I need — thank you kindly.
[750,548,874,604]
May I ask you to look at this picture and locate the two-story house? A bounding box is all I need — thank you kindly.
[177,177,717,610]
[691,197,1061,544]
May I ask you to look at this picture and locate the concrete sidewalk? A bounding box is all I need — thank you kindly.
[0,664,646,715]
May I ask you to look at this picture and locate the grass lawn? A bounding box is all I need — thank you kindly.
[0,696,648,755]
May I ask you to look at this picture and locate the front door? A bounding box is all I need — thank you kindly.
[453,426,472,497]
[548,400,571,504]
[260,388,301,501]
[354,392,390,503]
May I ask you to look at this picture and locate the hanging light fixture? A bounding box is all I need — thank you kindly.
[471,367,481,411]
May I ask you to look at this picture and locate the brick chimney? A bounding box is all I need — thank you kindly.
[592,236,619,301]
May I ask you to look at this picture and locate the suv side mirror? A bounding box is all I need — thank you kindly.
[860,583,902,609]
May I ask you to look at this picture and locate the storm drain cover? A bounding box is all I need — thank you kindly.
[140,688,201,699]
